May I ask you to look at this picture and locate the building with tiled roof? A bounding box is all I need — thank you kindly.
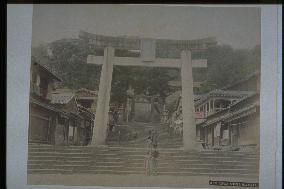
[165,70,260,151]
[75,88,98,113]
[29,59,67,144]
[196,92,259,151]
[194,72,260,151]
[29,60,95,146]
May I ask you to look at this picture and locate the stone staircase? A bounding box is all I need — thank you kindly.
[106,121,183,148]
[28,145,259,177]
[28,122,259,178]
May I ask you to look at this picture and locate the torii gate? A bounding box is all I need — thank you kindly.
[85,36,212,151]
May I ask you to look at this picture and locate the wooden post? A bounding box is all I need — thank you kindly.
[73,123,75,145]
[47,116,51,144]
[54,115,58,146]
[65,119,68,145]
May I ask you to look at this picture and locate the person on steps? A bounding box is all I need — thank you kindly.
[147,136,153,152]
[151,144,159,176]
[153,130,159,147]
[144,151,152,176]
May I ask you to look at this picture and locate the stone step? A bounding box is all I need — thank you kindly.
[27,138,259,178]
[28,164,89,170]
[107,145,183,149]
[29,148,57,153]
[27,149,259,158]
[28,156,91,161]
[170,155,259,160]
[110,142,183,145]
[27,169,72,174]
[92,158,144,162]
[28,143,53,147]
[28,154,258,164]
[29,148,94,153]
[27,160,258,168]
[174,159,258,164]
[28,160,92,165]
[28,152,91,157]
[27,168,258,177]
[72,169,145,175]
[90,166,145,171]
[163,161,257,166]
[157,172,258,178]
[28,152,259,162]
[175,163,258,168]
[159,167,257,173]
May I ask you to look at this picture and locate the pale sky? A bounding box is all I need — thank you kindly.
[32,5,261,49]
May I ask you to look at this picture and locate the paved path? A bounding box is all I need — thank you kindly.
[28,174,259,188]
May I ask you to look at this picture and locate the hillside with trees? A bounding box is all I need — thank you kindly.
[32,38,260,105]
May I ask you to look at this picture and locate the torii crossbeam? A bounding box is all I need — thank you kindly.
[87,55,207,68]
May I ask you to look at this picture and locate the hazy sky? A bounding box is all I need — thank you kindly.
[32,5,260,49]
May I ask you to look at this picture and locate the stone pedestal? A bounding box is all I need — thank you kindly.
[91,47,114,145]
[181,51,198,151]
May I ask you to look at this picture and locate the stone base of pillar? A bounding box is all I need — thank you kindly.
[89,144,108,148]
[183,141,204,152]
[91,138,106,146]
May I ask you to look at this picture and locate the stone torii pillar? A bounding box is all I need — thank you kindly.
[91,47,114,145]
[181,51,198,151]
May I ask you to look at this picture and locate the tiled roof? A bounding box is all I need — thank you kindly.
[32,57,62,82]
[195,89,255,106]
[75,88,98,98]
[50,92,74,104]
[30,97,67,116]
[229,92,258,108]
[199,103,259,127]
[196,92,259,127]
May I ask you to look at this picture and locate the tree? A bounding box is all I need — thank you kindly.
[110,66,177,105]
[198,44,260,94]
[32,38,260,104]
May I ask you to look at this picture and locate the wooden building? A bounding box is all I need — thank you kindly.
[197,92,259,150]
[29,60,95,146]
[164,71,260,151]
[75,88,97,112]
[77,104,95,145]
[196,71,260,150]
[29,60,64,144]
[50,91,95,146]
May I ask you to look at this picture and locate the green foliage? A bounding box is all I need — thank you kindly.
[110,66,177,104]
[32,38,260,105]
[33,39,102,91]
[198,44,260,93]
